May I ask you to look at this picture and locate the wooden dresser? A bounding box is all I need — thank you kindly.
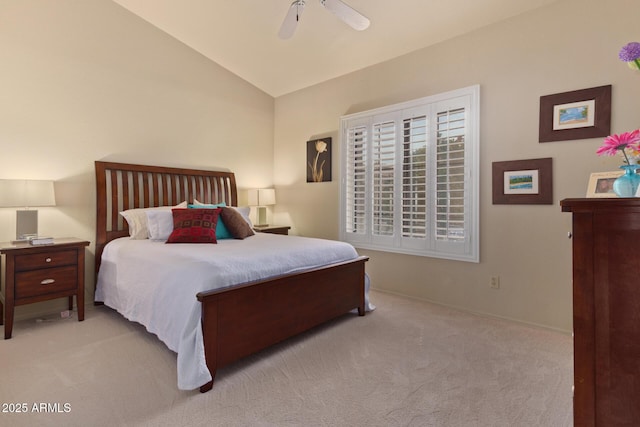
[561,198,640,426]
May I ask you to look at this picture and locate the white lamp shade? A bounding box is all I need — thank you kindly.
[247,188,276,206]
[0,179,56,207]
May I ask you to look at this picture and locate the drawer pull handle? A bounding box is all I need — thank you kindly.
[45,258,52,263]
[40,279,56,285]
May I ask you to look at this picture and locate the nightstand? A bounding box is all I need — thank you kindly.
[253,225,291,235]
[0,238,90,339]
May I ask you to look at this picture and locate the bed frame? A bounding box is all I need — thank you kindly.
[95,161,368,392]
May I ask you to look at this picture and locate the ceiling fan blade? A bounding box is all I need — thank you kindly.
[319,0,370,31]
[278,1,305,39]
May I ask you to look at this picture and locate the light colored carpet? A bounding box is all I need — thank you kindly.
[0,290,572,426]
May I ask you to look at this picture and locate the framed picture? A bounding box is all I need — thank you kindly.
[539,85,611,142]
[492,158,553,204]
[586,171,623,198]
[307,137,332,183]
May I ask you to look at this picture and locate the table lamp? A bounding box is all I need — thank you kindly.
[0,179,56,241]
[247,188,276,227]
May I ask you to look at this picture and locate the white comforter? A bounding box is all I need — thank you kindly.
[95,233,371,390]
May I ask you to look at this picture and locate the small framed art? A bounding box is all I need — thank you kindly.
[586,171,623,198]
[539,85,611,142]
[492,157,553,204]
[307,137,332,183]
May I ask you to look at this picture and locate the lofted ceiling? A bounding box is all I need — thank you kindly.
[112,0,559,97]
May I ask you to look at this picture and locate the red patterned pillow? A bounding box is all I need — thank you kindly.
[166,208,221,244]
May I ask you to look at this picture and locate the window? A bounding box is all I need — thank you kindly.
[340,85,479,262]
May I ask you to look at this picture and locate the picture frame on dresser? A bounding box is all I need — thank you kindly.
[586,171,622,198]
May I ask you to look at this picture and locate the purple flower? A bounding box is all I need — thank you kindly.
[619,42,640,62]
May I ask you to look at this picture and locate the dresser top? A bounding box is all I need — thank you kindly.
[561,197,640,212]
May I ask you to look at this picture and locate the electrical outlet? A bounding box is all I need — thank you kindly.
[490,276,500,289]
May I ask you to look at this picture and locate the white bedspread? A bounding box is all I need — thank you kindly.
[95,233,372,390]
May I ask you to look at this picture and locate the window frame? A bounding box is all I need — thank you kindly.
[339,85,480,262]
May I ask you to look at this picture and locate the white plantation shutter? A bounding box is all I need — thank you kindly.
[345,124,368,237]
[372,119,396,238]
[340,85,479,262]
[436,107,466,242]
[401,114,427,240]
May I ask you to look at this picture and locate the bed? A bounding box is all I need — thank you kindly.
[94,161,370,392]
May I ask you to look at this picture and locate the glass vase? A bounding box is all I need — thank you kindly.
[613,164,640,197]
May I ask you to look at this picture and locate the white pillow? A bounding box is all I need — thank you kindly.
[192,198,224,206]
[146,210,174,241]
[192,199,252,227]
[120,201,187,239]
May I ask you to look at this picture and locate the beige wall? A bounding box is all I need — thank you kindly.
[0,0,274,319]
[3,0,639,331]
[273,0,640,332]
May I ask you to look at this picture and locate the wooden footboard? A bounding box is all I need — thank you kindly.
[196,255,368,392]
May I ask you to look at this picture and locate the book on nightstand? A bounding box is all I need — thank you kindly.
[29,237,54,245]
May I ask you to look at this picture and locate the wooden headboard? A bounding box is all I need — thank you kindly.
[95,161,237,274]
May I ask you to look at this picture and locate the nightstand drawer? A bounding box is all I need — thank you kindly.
[15,250,77,271]
[15,266,78,299]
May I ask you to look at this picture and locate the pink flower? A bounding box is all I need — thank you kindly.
[597,130,640,164]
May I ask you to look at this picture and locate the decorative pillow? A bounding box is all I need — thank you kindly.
[166,208,221,244]
[188,201,226,209]
[188,201,232,239]
[120,201,187,239]
[146,210,174,241]
[191,200,253,231]
[219,207,255,239]
[230,206,253,228]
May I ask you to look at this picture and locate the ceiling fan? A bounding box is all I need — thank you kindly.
[278,0,370,39]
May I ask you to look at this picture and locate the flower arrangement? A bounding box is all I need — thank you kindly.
[619,42,640,70]
[597,43,640,164]
[597,130,640,165]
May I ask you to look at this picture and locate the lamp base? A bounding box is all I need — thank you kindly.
[16,210,38,241]
[255,206,268,227]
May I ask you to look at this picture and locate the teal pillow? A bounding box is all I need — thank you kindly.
[188,202,231,239]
